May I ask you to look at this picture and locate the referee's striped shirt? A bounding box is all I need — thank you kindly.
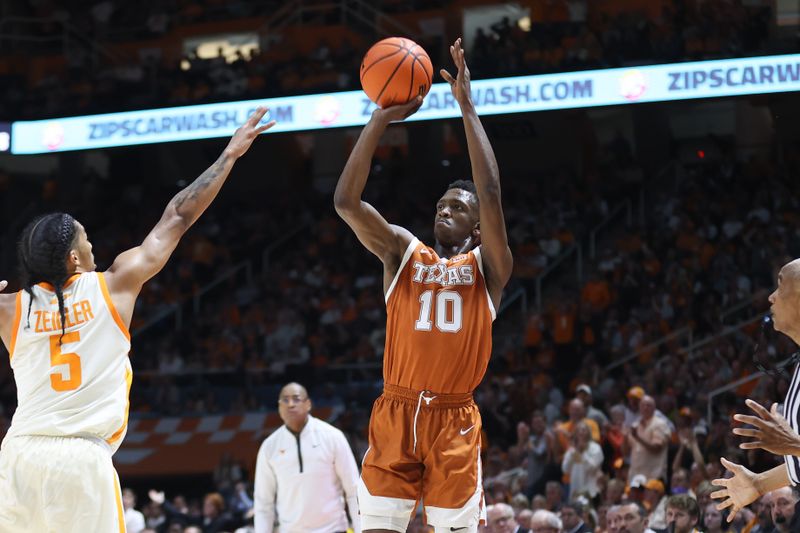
[785,363,800,484]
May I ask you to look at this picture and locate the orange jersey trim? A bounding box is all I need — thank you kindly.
[97,273,131,341]
[106,367,132,446]
[36,273,81,292]
[113,472,125,532]
[8,292,22,361]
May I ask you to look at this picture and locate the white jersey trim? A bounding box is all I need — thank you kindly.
[472,246,497,321]
[384,238,419,304]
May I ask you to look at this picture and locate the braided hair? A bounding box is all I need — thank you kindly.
[17,213,77,343]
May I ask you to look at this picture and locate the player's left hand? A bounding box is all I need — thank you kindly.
[224,106,276,160]
[440,37,471,106]
[733,399,800,456]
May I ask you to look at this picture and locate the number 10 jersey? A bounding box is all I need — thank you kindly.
[383,237,496,394]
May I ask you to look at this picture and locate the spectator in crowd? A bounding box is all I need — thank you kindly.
[575,384,609,433]
[517,509,535,531]
[488,502,532,533]
[642,479,667,530]
[561,421,604,501]
[525,411,558,498]
[253,382,360,533]
[559,501,591,533]
[605,504,621,533]
[123,488,146,533]
[556,399,601,459]
[663,495,700,533]
[768,486,799,533]
[228,481,254,518]
[624,396,670,483]
[545,480,565,511]
[530,509,562,533]
[702,502,733,533]
[148,490,239,533]
[616,501,656,533]
[742,492,773,532]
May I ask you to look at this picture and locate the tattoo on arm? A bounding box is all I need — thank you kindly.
[173,154,229,211]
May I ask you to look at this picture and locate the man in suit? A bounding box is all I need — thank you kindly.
[560,502,592,533]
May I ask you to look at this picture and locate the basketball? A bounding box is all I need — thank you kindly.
[360,37,433,108]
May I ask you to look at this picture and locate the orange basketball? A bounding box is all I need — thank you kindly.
[360,37,433,108]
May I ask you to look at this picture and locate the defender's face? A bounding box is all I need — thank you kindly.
[71,221,96,271]
[433,188,478,246]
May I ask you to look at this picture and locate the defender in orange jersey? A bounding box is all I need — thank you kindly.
[334,38,513,533]
[0,108,274,533]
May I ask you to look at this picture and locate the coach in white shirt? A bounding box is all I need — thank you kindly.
[254,382,361,533]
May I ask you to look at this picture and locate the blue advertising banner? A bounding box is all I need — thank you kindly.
[10,53,800,154]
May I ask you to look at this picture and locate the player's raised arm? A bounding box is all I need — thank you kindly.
[333,100,420,268]
[104,107,275,316]
[441,37,512,305]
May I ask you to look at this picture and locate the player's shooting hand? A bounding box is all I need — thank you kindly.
[224,106,276,160]
[711,458,760,523]
[440,37,471,106]
[733,399,800,456]
[373,96,423,124]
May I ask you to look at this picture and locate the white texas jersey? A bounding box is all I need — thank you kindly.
[5,272,132,453]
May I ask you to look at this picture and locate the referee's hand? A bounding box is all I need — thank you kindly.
[711,458,760,522]
[733,399,800,456]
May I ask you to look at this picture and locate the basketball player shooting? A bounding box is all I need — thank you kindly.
[334,38,512,532]
[0,107,274,532]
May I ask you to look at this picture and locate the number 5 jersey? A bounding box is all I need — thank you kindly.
[6,272,132,453]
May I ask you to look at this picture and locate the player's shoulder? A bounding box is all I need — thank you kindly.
[391,225,417,253]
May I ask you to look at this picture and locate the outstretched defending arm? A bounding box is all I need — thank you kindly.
[333,100,420,290]
[104,107,275,325]
[441,38,512,308]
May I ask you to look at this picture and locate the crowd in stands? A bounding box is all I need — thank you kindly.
[0,0,776,120]
[0,137,797,532]
[0,2,798,531]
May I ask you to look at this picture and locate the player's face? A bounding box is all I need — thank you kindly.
[433,188,479,247]
[70,221,96,272]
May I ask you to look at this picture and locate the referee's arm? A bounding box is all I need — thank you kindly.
[333,430,361,533]
[254,441,277,533]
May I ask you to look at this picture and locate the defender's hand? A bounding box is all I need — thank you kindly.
[224,106,276,159]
